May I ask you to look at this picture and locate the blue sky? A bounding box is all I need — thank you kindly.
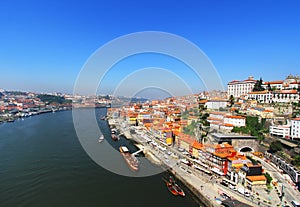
[0,0,300,97]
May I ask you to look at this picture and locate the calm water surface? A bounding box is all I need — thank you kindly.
[0,108,201,207]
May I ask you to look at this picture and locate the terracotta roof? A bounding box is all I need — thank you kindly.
[210,111,227,115]
[264,80,284,84]
[192,141,203,150]
[246,175,267,182]
[199,100,208,104]
[213,152,229,158]
[207,117,223,121]
[222,123,234,127]
[225,115,245,119]
[279,89,297,94]
[263,109,273,113]
[178,134,196,145]
[248,90,269,94]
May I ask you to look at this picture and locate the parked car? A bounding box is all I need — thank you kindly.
[229,184,237,191]
[220,181,228,187]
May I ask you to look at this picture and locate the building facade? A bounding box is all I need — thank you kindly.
[269,125,291,138]
[290,118,300,139]
[227,76,256,98]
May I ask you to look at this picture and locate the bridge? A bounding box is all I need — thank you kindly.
[211,133,259,152]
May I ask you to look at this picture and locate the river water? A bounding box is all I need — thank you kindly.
[0,108,200,207]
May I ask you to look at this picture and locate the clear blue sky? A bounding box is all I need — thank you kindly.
[0,0,300,97]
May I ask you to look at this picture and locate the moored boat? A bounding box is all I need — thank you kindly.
[119,146,139,171]
[98,135,104,143]
[111,134,119,141]
[166,181,178,196]
[111,128,119,141]
[168,176,185,197]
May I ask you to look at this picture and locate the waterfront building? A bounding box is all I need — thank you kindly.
[227,154,251,183]
[204,143,235,176]
[238,163,266,189]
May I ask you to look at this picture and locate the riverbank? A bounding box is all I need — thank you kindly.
[108,118,216,207]
[0,107,71,124]
[107,116,265,207]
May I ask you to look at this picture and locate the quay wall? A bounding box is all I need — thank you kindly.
[109,119,214,207]
[168,167,214,207]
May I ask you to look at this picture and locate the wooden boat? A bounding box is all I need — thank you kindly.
[169,176,185,197]
[119,146,139,171]
[166,181,178,196]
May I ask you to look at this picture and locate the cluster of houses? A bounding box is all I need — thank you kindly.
[109,94,267,190]
[226,75,300,139]
[0,90,71,121]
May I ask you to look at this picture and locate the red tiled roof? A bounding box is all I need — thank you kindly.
[192,141,203,150]
[225,115,245,119]
[246,175,266,182]
[264,80,284,84]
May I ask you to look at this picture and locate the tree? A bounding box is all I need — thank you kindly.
[267,83,272,91]
[229,95,235,107]
[269,140,283,153]
[264,172,273,184]
[253,78,265,92]
[292,155,300,167]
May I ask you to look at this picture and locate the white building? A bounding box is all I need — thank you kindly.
[272,90,299,103]
[247,89,299,103]
[270,125,291,139]
[227,76,257,98]
[290,118,300,139]
[223,115,246,127]
[247,90,273,103]
[262,80,284,90]
[205,99,228,109]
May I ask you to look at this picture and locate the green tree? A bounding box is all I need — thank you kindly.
[269,140,283,153]
[229,95,235,107]
[292,155,300,167]
[264,172,273,184]
[253,78,265,92]
[267,83,272,91]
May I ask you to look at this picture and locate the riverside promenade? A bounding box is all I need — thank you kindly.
[108,117,279,207]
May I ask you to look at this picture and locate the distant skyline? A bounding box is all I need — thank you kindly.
[1,0,300,98]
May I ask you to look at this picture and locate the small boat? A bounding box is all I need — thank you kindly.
[98,135,104,143]
[111,129,119,141]
[119,146,139,171]
[111,134,119,141]
[100,116,106,120]
[169,176,185,197]
[166,181,178,196]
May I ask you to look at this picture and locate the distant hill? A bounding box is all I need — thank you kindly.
[37,94,71,104]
